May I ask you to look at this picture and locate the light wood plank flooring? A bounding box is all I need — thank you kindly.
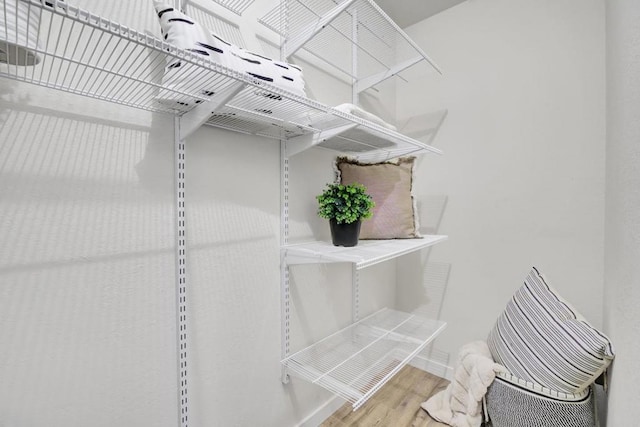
[321,365,450,427]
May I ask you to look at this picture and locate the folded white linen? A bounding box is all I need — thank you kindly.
[333,103,397,131]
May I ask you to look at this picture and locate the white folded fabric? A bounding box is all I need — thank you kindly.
[333,103,397,131]
[153,1,306,111]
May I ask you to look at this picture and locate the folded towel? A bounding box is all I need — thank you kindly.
[421,340,507,427]
[333,103,397,131]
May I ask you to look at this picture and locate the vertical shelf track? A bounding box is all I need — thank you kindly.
[280,140,291,384]
[280,0,291,385]
[173,1,189,423]
[175,119,189,424]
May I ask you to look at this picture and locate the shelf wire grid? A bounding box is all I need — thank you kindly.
[184,1,246,47]
[282,308,446,409]
[259,0,439,83]
[206,0,256,16]
[258,3,284,36]
[0,0,439,159]
[174,118,189,427]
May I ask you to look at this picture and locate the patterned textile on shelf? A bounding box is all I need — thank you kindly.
[0,0,48,65]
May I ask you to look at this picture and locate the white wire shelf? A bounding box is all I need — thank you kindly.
[205,0,256,16]
[260,0,441,90]
[0,0,441,159]
[282,307,447,410]
[283,235,448,270]
[184,1,247,47]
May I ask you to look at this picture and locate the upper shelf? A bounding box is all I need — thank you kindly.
[259,0,441,91]
[283,235,448,270]
[0,0,442,160]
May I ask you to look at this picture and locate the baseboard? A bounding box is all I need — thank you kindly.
[408,355,454,381]
[295,395,345,427]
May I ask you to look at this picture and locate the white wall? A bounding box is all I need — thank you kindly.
[0,0,399,426]
[0,5,177,425]
[604,0,640,423]
[0,83,177,425]
[396,0,606,362]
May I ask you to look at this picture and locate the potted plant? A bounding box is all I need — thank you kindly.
[316,182,374,247]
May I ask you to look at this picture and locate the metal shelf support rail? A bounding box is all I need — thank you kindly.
[174,116,189,427]
[284,0,357,58]
[280,141,291,384]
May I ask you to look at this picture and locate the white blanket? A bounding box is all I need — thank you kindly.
[422,341,507,427]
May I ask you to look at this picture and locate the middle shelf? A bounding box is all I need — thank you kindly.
[283,235,448,270]
[282,307,447,410]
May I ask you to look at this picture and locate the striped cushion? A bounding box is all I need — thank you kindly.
[487,267,614,393]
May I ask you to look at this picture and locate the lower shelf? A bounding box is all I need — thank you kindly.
[281,308,447,410]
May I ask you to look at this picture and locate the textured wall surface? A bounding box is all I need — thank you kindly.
[0,80,177,426]
[396,0,606,362]
[0,1,400,426]
[605,0,640,423]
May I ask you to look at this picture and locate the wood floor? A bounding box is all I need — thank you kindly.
[320,365,450,427]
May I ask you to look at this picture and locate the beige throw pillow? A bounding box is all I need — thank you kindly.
[336,157,420,239]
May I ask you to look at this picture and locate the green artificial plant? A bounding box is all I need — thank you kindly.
[316,183,375,225]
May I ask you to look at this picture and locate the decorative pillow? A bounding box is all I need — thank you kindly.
[487,267,615,393]
[153,2,306,109]
[336,156,420,239]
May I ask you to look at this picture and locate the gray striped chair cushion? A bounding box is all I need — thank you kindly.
[487,267,614,393]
